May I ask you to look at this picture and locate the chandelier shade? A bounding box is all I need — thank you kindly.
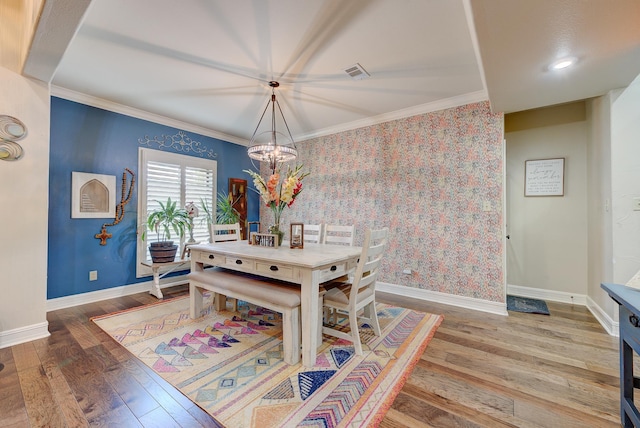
[247,81,297,173]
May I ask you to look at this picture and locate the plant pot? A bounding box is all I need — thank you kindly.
[149,241,178,263]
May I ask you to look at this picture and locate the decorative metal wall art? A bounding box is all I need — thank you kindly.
[138,131,217,159]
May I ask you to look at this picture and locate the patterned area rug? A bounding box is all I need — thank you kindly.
[507,295,550,315]
[92,296,442,427]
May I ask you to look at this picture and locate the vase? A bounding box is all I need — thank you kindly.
[268,224,285,246]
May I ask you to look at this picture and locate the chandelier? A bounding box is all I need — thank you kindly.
[247,81,298,173]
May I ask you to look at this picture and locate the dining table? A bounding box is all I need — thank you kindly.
[189,240,361,367]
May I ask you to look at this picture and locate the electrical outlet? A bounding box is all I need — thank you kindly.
[482,201,491,212]
[89,270,98,281]
[633,197,640,211]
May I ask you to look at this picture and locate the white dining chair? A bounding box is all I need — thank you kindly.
[304,224,323,244]
[321,227,389,355]
[211,222,241,242]
[210,222,241,310]
[320,224,356,322]
[323,224,355,246]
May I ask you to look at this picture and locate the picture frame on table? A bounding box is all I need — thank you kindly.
[290,223,304,249]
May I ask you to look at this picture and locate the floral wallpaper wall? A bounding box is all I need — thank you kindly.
[261,101,504,302]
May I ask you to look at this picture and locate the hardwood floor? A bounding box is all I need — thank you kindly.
[0,286,622,427]
[378,293,621,428]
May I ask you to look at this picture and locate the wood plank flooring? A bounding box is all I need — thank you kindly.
[0,286,623,427]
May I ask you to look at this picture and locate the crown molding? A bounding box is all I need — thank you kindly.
[51,85,250,146]
[295,90,489,142]
[51,85,489,146]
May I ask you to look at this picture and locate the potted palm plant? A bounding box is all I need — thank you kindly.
[199,191,240,242]
[144,197,191,263]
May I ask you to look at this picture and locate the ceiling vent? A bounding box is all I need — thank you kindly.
[343,63,370,80]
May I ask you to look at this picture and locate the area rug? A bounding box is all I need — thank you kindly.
[507,294,550,315]
[92,296,442,427]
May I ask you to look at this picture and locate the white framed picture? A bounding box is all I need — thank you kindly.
[524,158,565,197]
[71,172,116,218]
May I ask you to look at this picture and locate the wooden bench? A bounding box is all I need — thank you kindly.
[187,268,303,365]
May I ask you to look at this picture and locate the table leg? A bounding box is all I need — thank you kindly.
[150,267,163,299]
[301,270,321,367]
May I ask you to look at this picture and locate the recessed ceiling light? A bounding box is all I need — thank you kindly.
[549,57,577,71]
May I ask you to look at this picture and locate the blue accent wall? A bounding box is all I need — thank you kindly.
[48,97,259,299]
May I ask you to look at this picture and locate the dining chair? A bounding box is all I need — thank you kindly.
[323,224,355,246]
[303,224,323,244]
[211,222,241,242]
[321,224,356,322]
[322,223,355,284]
[321,227,389,355]
[210,222,241,310]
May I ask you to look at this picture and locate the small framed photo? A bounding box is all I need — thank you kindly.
[250,232,280,248]
[524,158,565,197]
[71,171,116,218]
[290,223,304,249]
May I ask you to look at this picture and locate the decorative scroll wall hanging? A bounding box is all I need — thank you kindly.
[138,131,217,159]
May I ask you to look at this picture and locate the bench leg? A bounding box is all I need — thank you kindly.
[150,267,163,299]
[190,282,204,319]
[282,307,300,365]
[214,293,227,311]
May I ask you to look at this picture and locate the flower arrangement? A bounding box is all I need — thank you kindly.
[244,165,309,242]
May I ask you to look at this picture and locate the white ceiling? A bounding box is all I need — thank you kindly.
[27,0,640,144]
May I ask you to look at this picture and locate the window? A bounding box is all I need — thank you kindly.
[137,148,217,276]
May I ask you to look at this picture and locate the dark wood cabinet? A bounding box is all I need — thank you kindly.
[228,178,247,239]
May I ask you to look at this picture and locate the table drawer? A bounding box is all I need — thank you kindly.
[255,261,295,281]
[225,256,255,272]
[194,251,225,266]
[319,260,355,283]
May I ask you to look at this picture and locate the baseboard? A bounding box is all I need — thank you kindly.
[377,282,508,316]
[46,274,190,312]
[507,284,618,336]
[0,321,50,349]
[586,294,618,336]
[507,284,588,305]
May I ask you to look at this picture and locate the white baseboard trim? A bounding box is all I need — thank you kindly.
[46,274,189,312]
[377,282,508,316]
[507,283,617,336]
[586,294,618,336]
[507,284,588,306]
[0,321,50,349]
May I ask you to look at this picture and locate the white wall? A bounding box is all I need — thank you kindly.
[0,66,50,347]
[506,109,588,296]
[587,95,616,319]
[611,76,640,286]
